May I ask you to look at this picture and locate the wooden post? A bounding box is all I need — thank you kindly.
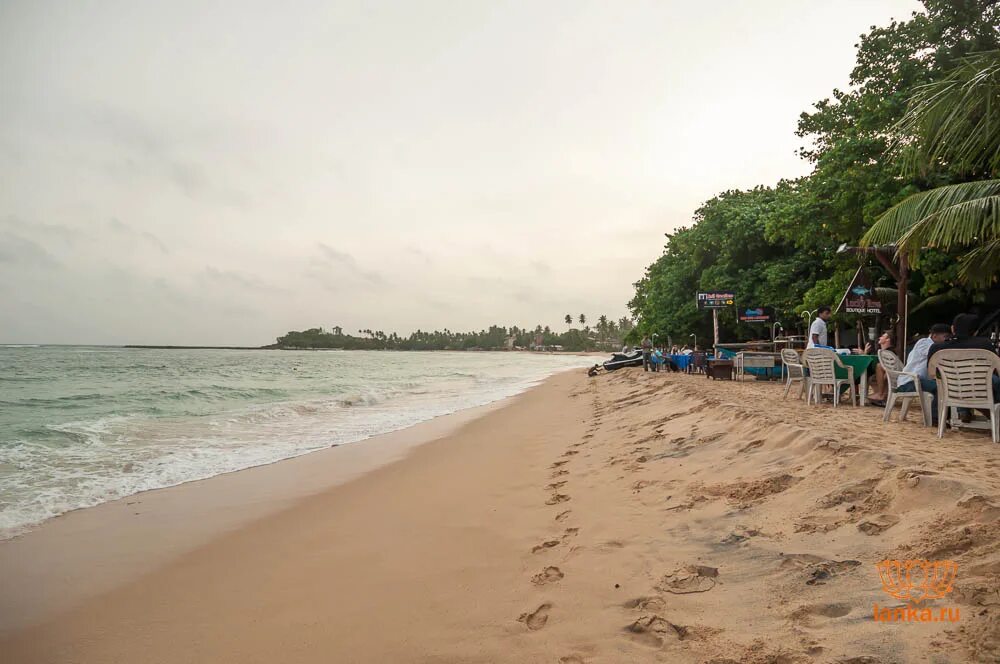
[712,308,720,348]
[897,254,908,362]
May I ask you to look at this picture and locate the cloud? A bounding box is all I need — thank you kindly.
[107,218,169,253]
[529,260,552,275]
[309,242,385,288]
[0,232,59,267]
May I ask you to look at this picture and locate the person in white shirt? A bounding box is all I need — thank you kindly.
[896,323,951,392]
[807,306,832,348]
[897,323,952,389]
[896,323,951,425]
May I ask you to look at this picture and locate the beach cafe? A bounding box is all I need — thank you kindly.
[635,281,1000,442]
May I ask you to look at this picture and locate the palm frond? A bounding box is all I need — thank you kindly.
[898,193,1000,250]
[958,238,1000,288]
[873,287,916,302]
[862,179,1000,249]
[910,288,964,314]
[895,50,1000,177]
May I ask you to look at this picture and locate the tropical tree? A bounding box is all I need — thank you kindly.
[597,314,609,348]
[564,314,572,328]
[630,2,1000,338]
[863,50,1000,286]
[579,313,586,326]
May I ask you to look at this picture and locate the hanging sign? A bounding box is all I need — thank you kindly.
[837,266,882,315]
[696,291,735,309]
[738,306,773,323]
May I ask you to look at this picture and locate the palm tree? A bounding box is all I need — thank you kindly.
[863,180,1000,285]
[564,314,572,328]
[863,51,1000,286]
[578,313,586,326]
[597,314,609,348]
[895,50,1000,178]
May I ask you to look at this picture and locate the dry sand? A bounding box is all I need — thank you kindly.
[3,369,1000,663]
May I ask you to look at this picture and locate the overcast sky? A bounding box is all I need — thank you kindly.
[1,0,921,345]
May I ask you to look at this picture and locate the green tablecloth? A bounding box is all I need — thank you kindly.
[835,354,879,379]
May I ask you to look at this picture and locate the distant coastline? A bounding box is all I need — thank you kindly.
[123,345,587,353]
[124,345,268,350]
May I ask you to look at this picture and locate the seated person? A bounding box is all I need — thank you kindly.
[926,314,1000,420]
[865,331,896,406]
[896,323,952,422]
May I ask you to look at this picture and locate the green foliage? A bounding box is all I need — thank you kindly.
[630,1,1000,340]
[863,179,1000,286]
[272,318,631,352]
[895,50,1000,177]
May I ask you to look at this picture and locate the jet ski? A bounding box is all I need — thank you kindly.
[602,349,643,371]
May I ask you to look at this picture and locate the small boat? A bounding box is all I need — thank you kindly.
[603,350,643,371]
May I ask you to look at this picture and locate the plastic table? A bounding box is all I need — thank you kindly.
[835,354,880,406]
[669,354,693,371]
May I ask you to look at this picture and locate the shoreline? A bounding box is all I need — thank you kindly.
[0,390,520,635]
[4,369,999,662]
[2,353,594,545]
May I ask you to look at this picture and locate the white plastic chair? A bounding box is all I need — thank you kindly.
[803,348,856,407]
[879,348,933,426]
[928,349,1000,443]
[780,348,808,399]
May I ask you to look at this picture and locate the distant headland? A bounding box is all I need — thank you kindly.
[267,320,633,351]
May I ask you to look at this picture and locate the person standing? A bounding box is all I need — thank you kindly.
[807,306,832,349]
[641,335,653,372]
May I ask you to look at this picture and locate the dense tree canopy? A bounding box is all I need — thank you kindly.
[630,0,1000,343]
[272,318,634,352]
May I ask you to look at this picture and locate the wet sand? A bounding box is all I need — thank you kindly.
[3,369,999,662]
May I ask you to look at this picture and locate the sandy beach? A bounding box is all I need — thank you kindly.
[3,368,1000,663]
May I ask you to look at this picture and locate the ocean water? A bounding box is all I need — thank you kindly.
[0,346,592,539]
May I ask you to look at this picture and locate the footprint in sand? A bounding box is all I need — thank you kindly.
[795,514,847,534]
[550,469,569,479]
[518,603,551,630]
[559,657,585,664]
[623,596,666,612]
[857,514,900,535]
[555,510,572,522]
[532,540,560,553]
[788,603,852,626]
[656,565,718,594]
[778,555,861,586]
[531,566,564,585]
[551,460,569,468]
[624,615,688,647]
[546,493,571,505]
[562,450,579,457]
[719,527,760,545]
[546,481,567,490]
